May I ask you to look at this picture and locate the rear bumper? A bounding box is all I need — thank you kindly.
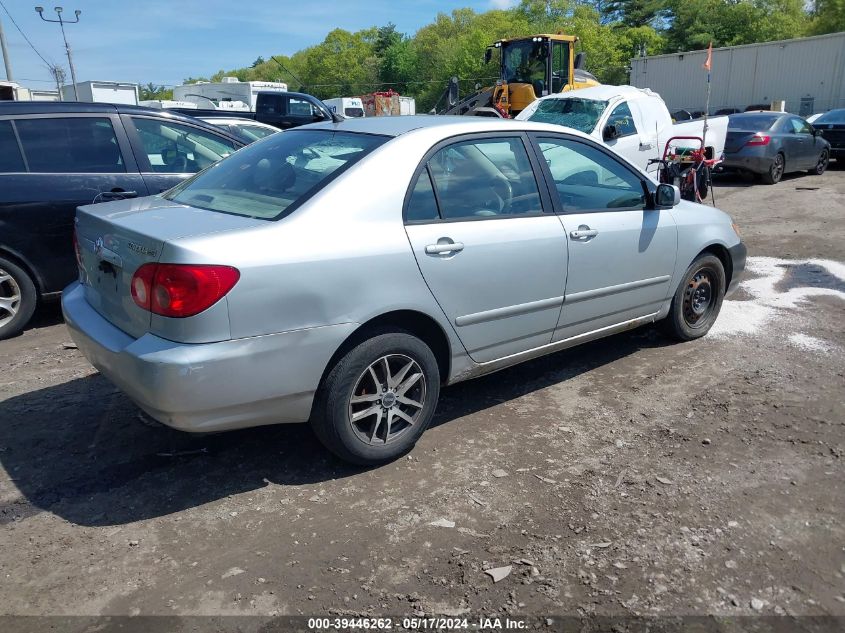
[726,241,747,297]
[719,154,772,174]
[62,282,357,432]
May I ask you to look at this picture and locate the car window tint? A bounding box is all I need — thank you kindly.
[790,118,811,134]
[256,94,284,115]
[728,115,779,131]
[537,137,645,212]
[289,98,316,116]
[0,120,25,173]
[607,102,637,137]
[15,117,125,173]
[427,137,542,220]
[164,130,387,220]
[405,168,439,222]
[132,117,237,173]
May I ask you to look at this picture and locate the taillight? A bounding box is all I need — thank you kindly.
[131,263,239,318]
[745,134,771,146]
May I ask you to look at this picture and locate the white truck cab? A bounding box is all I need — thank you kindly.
[323,97,365,118]
[517,85,727,174]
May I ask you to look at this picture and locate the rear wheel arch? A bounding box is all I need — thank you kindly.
[0,247,44,295]
[318,310,452,391]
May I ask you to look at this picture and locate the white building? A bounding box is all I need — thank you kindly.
[173,77,288,111]
[61,80,139,105]
[629,32,845,116]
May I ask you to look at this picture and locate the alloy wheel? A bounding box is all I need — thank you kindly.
[816,151,828,174]
[0,268,21,329]
[348,354,427,446]
[771,155,784,183]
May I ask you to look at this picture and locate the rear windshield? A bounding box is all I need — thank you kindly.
[728,114,780,131]
[815,109,845,124]
[164,130,387,219]
[344,107,365,118]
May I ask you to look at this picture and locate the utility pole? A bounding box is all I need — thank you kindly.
[0,18,13,81]
[35,6,80,100]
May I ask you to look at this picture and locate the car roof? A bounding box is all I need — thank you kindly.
[305,114,596,141]
[536,84,661,104]
[0,100,245,143]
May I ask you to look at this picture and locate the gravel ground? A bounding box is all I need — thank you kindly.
[1,164,843,628]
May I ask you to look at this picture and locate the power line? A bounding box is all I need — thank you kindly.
[0,0,51,67]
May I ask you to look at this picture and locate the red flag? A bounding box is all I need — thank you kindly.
[703,42,713,71]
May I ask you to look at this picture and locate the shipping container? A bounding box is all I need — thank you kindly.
[629,32,845,116]
[61,80,139,105]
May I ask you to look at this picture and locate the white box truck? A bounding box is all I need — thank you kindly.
[61,81,139,105]
[323,97,365,117]
[173,77,288,111]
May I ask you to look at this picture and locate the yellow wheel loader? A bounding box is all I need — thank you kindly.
[441,34,600,119]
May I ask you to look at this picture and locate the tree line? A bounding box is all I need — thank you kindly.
[142,0,844,111]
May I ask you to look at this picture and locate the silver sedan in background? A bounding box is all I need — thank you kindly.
[63,116,746,464]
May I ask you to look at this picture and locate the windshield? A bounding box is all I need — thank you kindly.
[815,109,845,124]
[502,40,547,85]
[164,130,387,220]
[527,98,609,133]
[236,124,278,142]
[728,114,780,131]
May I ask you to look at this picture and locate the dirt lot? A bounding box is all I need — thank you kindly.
[1,165,844,627]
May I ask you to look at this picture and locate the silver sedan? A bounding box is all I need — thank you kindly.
[63,116,746,464]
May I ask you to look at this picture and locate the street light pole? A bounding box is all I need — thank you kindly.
[35,6,81,101]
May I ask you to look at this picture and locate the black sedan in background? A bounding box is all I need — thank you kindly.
[812,109,845,162]
[721,112,830,184]
[0,102,245,339]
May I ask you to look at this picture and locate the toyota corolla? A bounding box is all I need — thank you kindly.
[63,116,746,464]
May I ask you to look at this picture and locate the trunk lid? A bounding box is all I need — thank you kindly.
[75,196,265,339]
[724,131,758,153]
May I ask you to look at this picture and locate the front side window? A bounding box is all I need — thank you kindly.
[527,98,608,134]
[426,137,542,220]
[0,120,25,173]
[15,117,124,173]
[789,117,811,135]
[289,97,317,116]
[165,130,387,220]
[537,137,645,212]
[502,40,547,89]
[132,117,237,173]
[607,103,638,137]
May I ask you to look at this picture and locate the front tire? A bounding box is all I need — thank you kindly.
[661,254,726,341]
[311,330,440,465]
[810,149,828,175]
[0,257,37,341]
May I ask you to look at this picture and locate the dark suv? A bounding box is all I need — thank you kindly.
[0,102,245,339]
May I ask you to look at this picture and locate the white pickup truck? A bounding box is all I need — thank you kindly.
[516,85,728,175]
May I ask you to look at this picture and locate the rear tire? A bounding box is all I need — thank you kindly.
[810,149,828,175]
[661,254,726,342]
[0,257,37,341]
[760,153,784,184]
[311,330,440,465]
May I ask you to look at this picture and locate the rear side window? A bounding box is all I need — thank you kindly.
[426,137,542,220]
[15,117,125,173]
[165,130,387,220]
[405,168,439,222]
[0,121,25,173]
[131,117,237,173]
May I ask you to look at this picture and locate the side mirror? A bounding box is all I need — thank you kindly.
[574,52,586,70]
[655,183,680,208]
[484,48,492,65]
[602,124,618,141]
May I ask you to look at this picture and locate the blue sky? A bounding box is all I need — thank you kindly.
[0,0,516,90]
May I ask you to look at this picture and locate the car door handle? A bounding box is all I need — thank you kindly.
[425,241,464,255]
[570,228,598,239]
[97,190,138,202]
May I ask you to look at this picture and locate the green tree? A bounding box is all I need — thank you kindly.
[810,0,845,34]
